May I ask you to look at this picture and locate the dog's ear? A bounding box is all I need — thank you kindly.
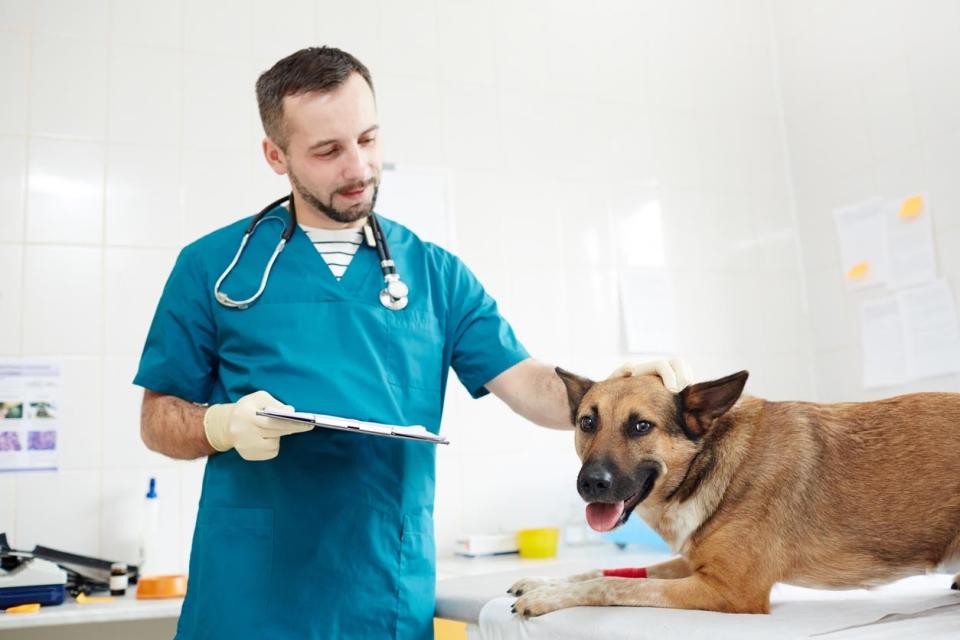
[677,370,748,438]
[555,367,595,426]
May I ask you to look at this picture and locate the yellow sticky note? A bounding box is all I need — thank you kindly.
[846,261,870,280]
[77,593,114,604]
[898,194,924,219]
[5,603,41,614]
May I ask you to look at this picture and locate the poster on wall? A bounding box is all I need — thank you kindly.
[860,280,960,388]
[0,361,60,473]
[834,193,936,291]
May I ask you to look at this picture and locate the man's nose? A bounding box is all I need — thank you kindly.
[578,463,615,501]
[340,142,369,182]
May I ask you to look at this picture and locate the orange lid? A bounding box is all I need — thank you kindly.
[136,575,187,599]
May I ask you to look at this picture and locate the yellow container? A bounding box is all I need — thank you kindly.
[517,528,559,559]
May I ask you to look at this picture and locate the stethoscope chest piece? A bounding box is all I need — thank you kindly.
[380,275,409,311]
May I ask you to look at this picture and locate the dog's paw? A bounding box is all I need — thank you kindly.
[506,576,559,596]
[511,583,585,618]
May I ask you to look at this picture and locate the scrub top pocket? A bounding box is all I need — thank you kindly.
[385,310,444,392]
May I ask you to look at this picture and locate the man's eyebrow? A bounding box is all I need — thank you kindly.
[307,125,379,152]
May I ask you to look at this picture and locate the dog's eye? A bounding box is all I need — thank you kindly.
[631,420,653,435]
[579,415,596,432]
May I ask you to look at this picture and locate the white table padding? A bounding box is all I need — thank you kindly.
[478,573,960,640]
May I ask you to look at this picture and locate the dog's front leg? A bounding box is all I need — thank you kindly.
[507,557,690,597]
[511,573,767,617]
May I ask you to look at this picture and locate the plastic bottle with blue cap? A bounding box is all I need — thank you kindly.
[138,477,160,577]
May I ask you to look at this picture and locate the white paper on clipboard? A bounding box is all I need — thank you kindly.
[256,408,449,445]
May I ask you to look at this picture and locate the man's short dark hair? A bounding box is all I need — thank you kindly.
[256,46,374,150]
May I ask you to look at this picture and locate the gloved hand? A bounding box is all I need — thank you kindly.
[607,358,693,393]
[203,390,310,461]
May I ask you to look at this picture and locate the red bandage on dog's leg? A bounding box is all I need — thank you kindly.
[602,567,648,579]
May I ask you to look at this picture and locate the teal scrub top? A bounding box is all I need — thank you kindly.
[134,204,528,639]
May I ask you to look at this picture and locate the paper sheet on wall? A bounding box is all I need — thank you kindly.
[834,193,937,291]
[619,268,677,355]
[0,361,61,472]
[375,164,454,250]
[898,280,960,380]
[860,297,909,388]
[860,280,960,388]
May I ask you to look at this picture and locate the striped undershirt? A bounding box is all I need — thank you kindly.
[299,224,364,281]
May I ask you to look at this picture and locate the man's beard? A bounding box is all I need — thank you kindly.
[288,168,379,224]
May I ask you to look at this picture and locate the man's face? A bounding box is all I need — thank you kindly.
[272,73,382,224]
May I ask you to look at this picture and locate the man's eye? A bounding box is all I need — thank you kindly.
[579,415,595,432]
[359,137,375,146]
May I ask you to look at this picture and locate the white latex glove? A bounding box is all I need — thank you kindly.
[607,358,693,393]
[203,390,309,461]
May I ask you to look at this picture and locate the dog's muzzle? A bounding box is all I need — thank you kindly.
[578,460,660,532]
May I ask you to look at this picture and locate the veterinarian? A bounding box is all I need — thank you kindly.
[135,46,687,639]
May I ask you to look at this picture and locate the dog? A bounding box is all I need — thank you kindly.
[508,368,960,617]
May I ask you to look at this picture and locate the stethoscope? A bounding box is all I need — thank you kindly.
[213,194,409,311]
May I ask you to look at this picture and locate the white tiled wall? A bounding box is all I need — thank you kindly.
[773,0,960,403]
[4,0,951,566]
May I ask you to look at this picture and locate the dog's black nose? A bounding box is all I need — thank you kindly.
[578,464,614,500]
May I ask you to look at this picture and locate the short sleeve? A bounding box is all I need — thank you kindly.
[133,248,219,403]
[447,256,529,398]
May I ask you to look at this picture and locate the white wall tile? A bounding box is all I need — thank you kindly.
[0,0,34,31]
[181,148,253,241]
[34,0,108,39]
[22,245,103,355]
[378,0,438,81]
[0,474,15,535]
[30,34,108,139]
[182,53,255,151]
[907,33,960,141]
[0,32,29,135]
[313,0,382,75]
[103,248,177,357]
[52,356,102,471]
[436,0,496,88]
[105,144,182,247]
[376,76,445,167]
[108,46,182,145]
[0,135,27,242]
[183,0,252,56]
[251,0,315,67]
[26,137,105,245]
[491,0,551,93]
[441,86,501,172]
[111,0,183,49]
[923,129,960,229]
[16,469,100,555]
[0,245,22,355]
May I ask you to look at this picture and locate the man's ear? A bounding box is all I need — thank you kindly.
[678,370,748,438]
[555,367,595,426]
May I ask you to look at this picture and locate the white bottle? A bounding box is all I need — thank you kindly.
[138,477,161,577]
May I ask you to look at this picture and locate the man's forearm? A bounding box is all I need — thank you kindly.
[140,390,217,460]
[487,358,572,430]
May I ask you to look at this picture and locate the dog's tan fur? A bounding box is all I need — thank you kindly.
[509,370,960,617]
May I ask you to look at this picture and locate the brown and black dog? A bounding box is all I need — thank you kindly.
[508,368,960,617]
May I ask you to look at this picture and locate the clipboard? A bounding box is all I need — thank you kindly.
[256,408,449,445]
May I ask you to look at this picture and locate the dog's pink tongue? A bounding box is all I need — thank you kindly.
[586,501,625,532]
